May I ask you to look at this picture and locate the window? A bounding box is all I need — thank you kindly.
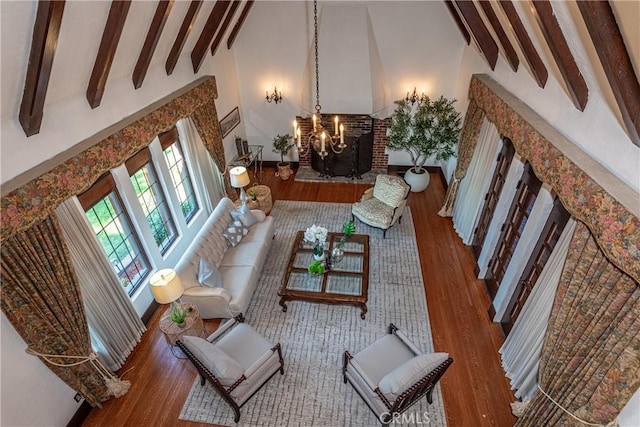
[485,162,542,298]
[472,138,515,258]
[159,127,199,222]
[126,148,177,254]
[79,174,150,295]
[501,198,570,334]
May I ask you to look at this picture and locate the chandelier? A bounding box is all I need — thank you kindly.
[293,0,346,159]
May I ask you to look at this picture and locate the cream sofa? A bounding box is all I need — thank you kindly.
[174,197,275,319]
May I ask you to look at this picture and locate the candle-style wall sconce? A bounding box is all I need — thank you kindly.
[266,86,283,104]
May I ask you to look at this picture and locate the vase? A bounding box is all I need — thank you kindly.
[331,247,344,264]
[404,167,430,192]
[313,251,325,261]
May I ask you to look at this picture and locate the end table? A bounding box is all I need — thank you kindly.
[159,303,205,355]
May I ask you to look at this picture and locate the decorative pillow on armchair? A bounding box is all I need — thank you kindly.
[181,336,244,384]
[223,219,249,247]
[378,352,449,400]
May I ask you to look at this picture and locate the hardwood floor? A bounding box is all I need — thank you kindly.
[83,167,516,427]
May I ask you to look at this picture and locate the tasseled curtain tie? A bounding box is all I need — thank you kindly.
[25,348,131,398]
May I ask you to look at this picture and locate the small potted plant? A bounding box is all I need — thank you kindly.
[386,96,461,192]
[170,304,187,328]
[248,188,258,202]
[308,260,325,276]
[272,133,295,180]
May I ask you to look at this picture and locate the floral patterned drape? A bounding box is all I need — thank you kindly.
[516,221,639,425]
[466,74,640,283]
[1,215,109,406]
[191,98,235,199]
[438,100,486,217]
[1,76,225,241]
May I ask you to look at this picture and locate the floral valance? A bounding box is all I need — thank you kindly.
[1,76,221,241]
[467,74,640,283]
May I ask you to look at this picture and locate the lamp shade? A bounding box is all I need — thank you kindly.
[149,268,184,304]
[229,166,250,188]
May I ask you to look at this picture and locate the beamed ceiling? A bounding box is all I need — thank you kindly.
[4,0,640,147]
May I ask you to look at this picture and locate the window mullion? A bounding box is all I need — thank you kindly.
[111,165,164,267]
[149,139,188,232]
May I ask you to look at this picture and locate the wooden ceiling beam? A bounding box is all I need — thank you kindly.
[499,1,548,88]
[166,1,202,75]
[133,0,174,89]
[444,0,470,45]
[531,1,588,111]
[453,0,499,70]
[577,1,640,146]
[87,1,131,109]
[191,0,231,73]
[19,1,65,137]
[478,0,519,72]
[211,0,240,56]
[227,0,254,49]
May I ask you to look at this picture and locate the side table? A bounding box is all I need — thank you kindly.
[159,303,205,355]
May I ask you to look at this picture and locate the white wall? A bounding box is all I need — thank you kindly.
[453,1,640,193]
[232,1,466,165]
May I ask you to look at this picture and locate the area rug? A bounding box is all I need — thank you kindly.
[179,201,447,426]
[294,166,384,184]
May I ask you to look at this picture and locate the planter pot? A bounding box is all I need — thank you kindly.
[404,167,430,192]
[276,162,292,180]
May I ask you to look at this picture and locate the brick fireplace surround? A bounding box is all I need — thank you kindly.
[295,114,390,171]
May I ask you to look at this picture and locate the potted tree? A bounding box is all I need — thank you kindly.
[386,96,461,192]
[272,133,295,180]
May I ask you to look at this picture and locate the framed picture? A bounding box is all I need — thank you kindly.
[220,107,241,138]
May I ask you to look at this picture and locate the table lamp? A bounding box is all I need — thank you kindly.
[150,268,184,311]
[230,166,250,208]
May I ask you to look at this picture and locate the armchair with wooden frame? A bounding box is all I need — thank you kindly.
[351,174,410,238]
[343,324,453,424]
[176,315,284,422]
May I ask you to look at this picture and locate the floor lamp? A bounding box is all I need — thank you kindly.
[230,166,250,209]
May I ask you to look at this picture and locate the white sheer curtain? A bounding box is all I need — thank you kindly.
[492,185,555,320]
[453,118,501,244]
[499,218,577,400]
[56,197,146,371]
[477,156,525,278]
[176,117,223,215]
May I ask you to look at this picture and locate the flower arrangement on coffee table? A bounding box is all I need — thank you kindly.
[304,224,328,261]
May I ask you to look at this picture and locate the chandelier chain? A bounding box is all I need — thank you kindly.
[314,0,321,114]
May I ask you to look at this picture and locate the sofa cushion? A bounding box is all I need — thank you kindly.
[221,242,267,268]
[378,352,449,400]
[198,258,223,287]
[181,336,244,384]
[223,219,249,247]
[219,266,257,314]
[230,207,258,228]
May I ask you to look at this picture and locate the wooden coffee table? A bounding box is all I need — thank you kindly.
[278,231,370,319]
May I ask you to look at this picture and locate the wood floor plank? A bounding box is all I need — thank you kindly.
[83,167,516,426]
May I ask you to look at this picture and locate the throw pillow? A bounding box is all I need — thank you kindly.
[378,352,449,399]
[222,219,249,247]
[198,258,223,288]
[181,336,243,384]
[230,207,258,228]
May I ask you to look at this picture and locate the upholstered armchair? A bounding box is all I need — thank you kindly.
[343,324,452,424]
[176,316,284,422]
[351,175,410,238]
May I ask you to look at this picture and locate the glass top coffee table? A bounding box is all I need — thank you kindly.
[278,231,370,319]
